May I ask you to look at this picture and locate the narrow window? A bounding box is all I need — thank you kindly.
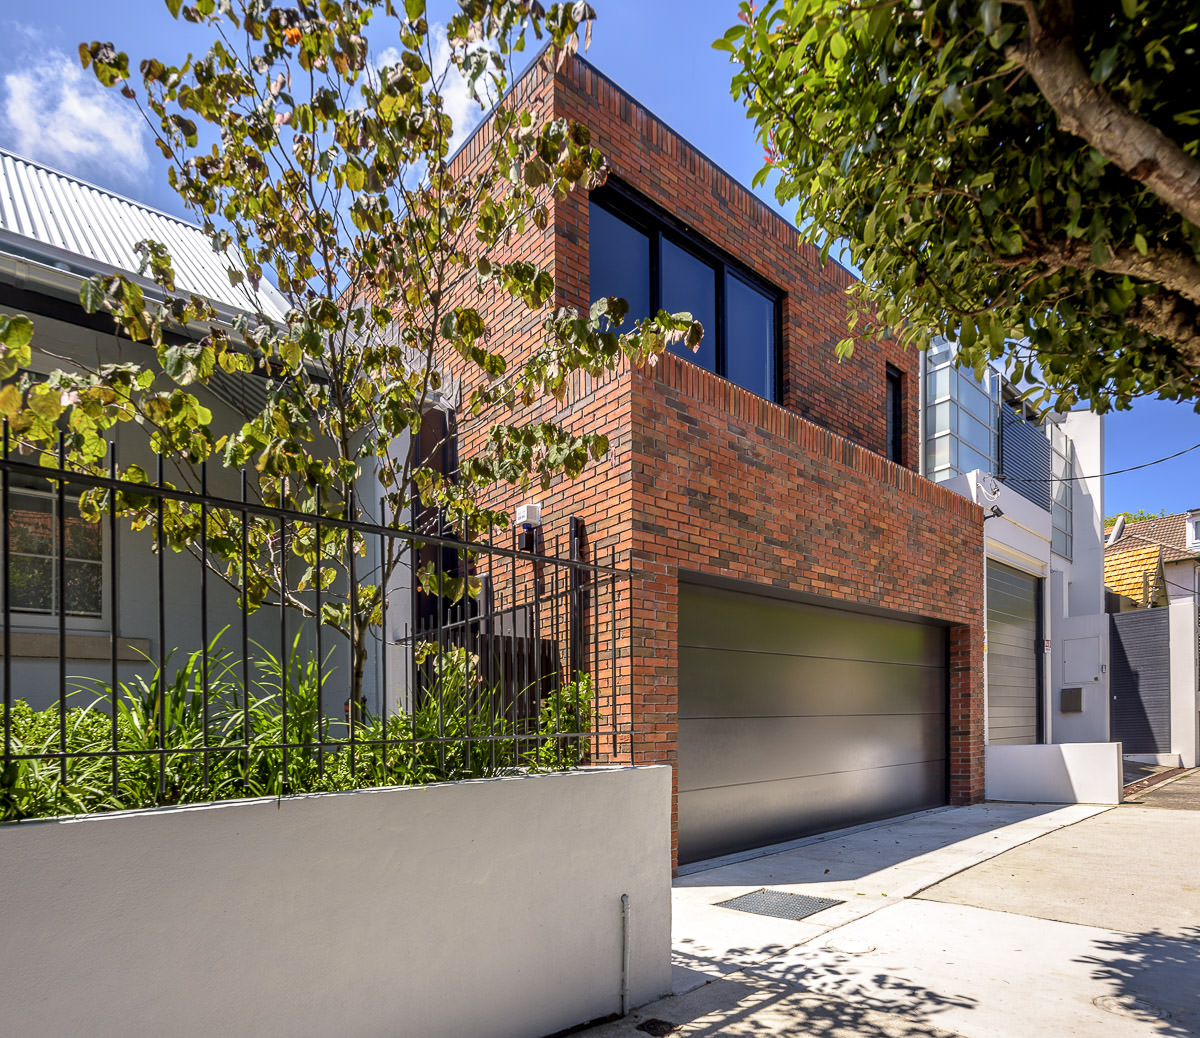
[885,365,904,463]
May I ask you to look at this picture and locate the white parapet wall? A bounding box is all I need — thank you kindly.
[986,743,1123,805]
[0,766,672,1038]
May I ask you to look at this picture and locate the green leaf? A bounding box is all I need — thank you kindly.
[1133,232,1148,256]
[166,0,183,16]
[0,314,33,350]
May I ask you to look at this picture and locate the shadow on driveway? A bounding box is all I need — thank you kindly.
[1079,925,1200,1036]
[619,941,977,1038]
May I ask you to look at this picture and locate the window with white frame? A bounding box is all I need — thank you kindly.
[1049,423,1074,560]
[923,337,999,483]
[9,473,104,621]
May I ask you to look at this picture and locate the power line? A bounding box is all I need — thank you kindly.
[1006,440,1200,484]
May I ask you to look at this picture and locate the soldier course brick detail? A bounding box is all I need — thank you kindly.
[449,52,985,867]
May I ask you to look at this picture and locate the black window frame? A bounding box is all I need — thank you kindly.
[589,181,783,403]
[885,364,904,464]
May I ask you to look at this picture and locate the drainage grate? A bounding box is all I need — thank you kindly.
[715,888,844,921]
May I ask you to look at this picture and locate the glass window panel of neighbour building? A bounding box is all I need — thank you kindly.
[1050,430,1074,559]
[9,476,103,618]
[588,194,779,400]
[923,342,999,483]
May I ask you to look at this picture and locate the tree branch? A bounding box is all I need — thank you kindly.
[1127,293,1200,370]
[1007,0,1200,229]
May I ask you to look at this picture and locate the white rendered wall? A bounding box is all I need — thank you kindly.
[1165,560,1199,605]
[0,766,672,1038]
[1169,600,1199,768]
[1059,411,1105,617]
[985,743,1122,804]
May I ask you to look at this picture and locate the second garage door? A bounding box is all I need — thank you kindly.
[678,582,948,865]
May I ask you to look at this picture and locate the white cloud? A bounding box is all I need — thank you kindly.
[374,25,499,157]
[2,50,150,184]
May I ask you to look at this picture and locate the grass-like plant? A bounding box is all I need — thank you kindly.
[0,634,595,823]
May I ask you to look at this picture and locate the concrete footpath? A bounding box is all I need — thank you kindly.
[579,771,1200,1038]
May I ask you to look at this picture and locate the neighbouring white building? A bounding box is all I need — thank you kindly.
[921,338,1118,802]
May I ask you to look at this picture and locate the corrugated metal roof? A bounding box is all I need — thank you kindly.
[0,148,289,323]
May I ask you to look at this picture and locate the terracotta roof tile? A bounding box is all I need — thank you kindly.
[1104,541,1167,604]
[1112,512,1198,558]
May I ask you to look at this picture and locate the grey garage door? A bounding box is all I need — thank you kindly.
[985,562,1043,745]
[678,582,948,865]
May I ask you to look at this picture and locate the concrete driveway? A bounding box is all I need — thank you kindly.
[580,771,1200,1038]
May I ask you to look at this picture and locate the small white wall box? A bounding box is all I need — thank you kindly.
[516,503,542,527]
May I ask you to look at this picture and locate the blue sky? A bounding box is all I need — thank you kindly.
[1,0,1196,518]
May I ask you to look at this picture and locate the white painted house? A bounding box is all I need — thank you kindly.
[0,149,406,714]
[921,338,1119,803]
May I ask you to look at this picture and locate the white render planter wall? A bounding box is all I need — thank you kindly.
[985,742,1122,805]
[0,765,672,1038]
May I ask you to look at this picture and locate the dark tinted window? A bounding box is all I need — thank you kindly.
[661,238,717,373]
[588,202,650,328]
[725,273,775,399]
[886,365,903,463]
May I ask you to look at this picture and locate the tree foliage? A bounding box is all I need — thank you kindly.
[0,0,700,702]
[718,0,1200,412]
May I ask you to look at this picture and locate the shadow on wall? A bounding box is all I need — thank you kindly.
[1079,926,1200,1036]
[657,941,976,1037]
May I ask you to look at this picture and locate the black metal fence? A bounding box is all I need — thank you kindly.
[0,432,631,821]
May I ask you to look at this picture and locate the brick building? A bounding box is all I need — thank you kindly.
[450,53,985,867]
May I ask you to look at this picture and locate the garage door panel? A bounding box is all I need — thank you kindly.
[680,585,944,667]
[986,562,1042,746]
[678,648,946,720]
[678,583,949,865]
[679,761,947,866]
[678,713,947,793]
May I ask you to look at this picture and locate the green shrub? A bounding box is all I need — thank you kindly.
[0,635,596,822]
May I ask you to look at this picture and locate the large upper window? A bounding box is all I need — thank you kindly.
[588,187,780,401]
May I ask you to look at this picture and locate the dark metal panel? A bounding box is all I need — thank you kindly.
[679,713,948,793]
[681,583,945,667]
[679,760,947,866]
[986,562,1042,745]
[1110,609,1171,754]
[679,648,946,720]
[999,408,1051,511]
[677,582,948,866]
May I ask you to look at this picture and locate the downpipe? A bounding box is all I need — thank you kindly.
[620,893,631,1015]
